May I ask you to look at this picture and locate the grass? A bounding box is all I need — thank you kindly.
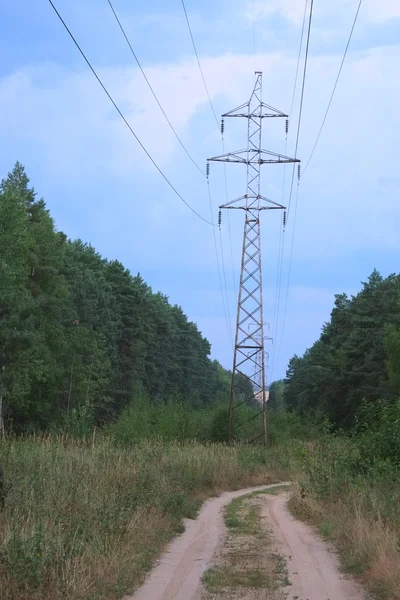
[252,484,292,496]
[0,435,289,600]
[224,495,261,535]
[273,553,291,587]
[203,565,272,590]
[2,408,399,600]
[288,435,400,600]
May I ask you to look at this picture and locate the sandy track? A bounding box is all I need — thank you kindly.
[128,484,365,600]
[127,483,289,600]
[263,492,365,600]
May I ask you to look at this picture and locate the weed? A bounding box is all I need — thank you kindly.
[203,492,289,599]
[273,553,291,587]
[203,565,272,590]
[318,520,333,538]
[224,496,261,536]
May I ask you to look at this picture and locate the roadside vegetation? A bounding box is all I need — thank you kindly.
[289,404,400,600]
[3,407,399,600]
[1,162,400,599]
[0,407,308,600]
[0,426,291,600]
[275,267,400,600]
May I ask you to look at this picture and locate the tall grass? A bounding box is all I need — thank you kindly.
[0,435,290,600]
[290,433,400,599]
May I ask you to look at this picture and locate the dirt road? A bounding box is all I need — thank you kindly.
[263,492,365,600]
[128,484,365,600]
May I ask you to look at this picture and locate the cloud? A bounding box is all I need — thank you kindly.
[247,0,400,27]
[1,41,400,269]
[248,0,307,27]
[2,37,400,228]
[1,6,400,375]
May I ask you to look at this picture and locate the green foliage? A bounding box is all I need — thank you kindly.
[268,379,286,411]
[109,401,273,445]
[296,434,400,536]
[355,399,400,472]
[284,270,400,428]
[209,404,229,442]
[0,163,233,432]
[107,400,316,447]
[267,410,320,445]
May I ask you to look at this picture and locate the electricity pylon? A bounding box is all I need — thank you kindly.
[208,72,299,445]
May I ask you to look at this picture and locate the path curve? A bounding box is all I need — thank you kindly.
[127,483,290,600]
[263,492,365,599]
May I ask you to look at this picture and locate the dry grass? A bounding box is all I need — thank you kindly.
[289,482,400,599]
[0,436,286,600]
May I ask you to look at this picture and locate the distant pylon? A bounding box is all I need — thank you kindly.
[208,72,299,445]
[250,323,272,395]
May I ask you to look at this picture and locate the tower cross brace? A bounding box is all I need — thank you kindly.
[208,72,299,445]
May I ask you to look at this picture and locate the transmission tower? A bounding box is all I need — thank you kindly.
[208,72,299,445]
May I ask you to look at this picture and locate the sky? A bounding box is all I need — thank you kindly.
[1,0,400,381]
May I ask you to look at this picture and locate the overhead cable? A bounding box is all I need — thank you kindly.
[270,0,309,380]
[286,0,314,220]
[207,180,234,345]
[302,0,363,176]
[107,0,205,177]
[48,0,214,226]
[180,0,220,127]
[275,0,315,364]
[180,0,236,339]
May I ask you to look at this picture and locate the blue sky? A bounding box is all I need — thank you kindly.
[1,0,400,381]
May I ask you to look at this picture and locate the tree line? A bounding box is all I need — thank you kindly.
[0,163,251,432]
[270,269,400,428]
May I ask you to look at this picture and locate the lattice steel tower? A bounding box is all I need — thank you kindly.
[208,72,299,445]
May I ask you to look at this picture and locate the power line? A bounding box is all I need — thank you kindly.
[271,128,289,380]
[180,0,219,127]
[302,0,363,176]
[272,223,284,353]
[226,211,237,293]
[287,0,314,221]
[270,0,309,381]
[275,181,300,364]
[48,0,214,226]
[275,0,315,366]
[109,0,233,342]
[107,0,205,177]
[207,169,234,345]
[180,1,236,338]
[289,0,309,125]
[207,180,234,345]
[222,136,237,294]
[275,0,362,370]
[107,0,232,339]
[218,228,234,342]
[221,174,236,328]
[108,0,233,342]
[275,0,362,369]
